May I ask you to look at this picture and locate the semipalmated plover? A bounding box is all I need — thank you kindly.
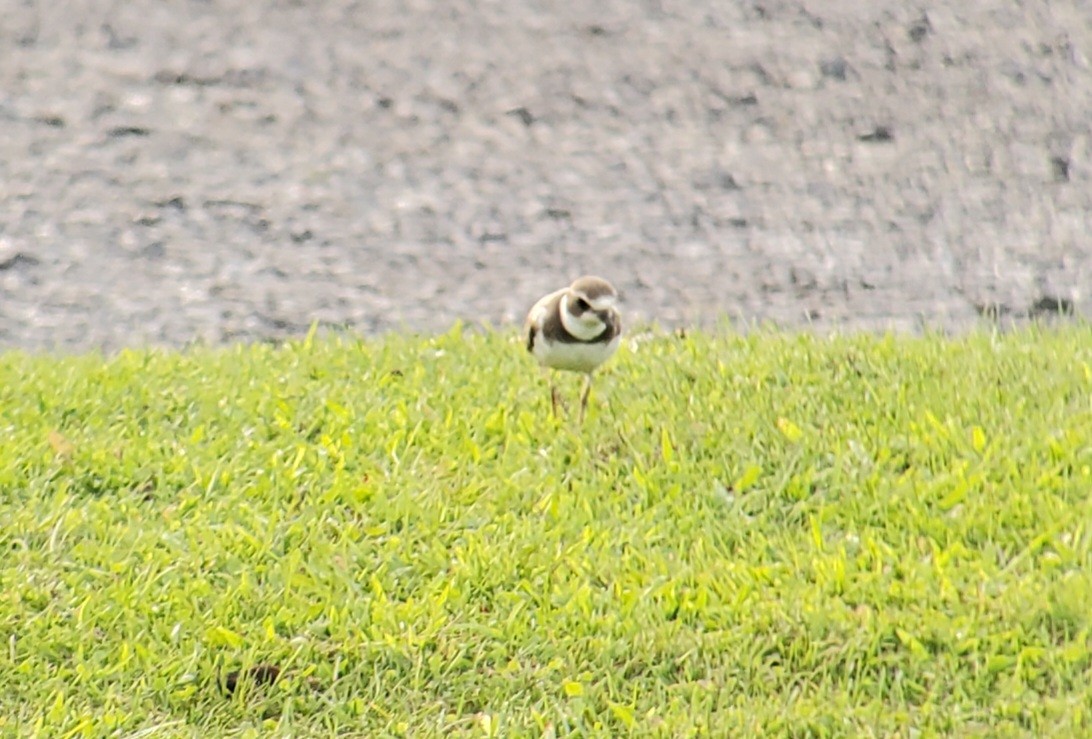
[524,276,622,421]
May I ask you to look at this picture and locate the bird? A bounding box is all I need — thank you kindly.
[524,276,622,422]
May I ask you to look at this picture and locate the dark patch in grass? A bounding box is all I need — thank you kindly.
[298,418,324,441]
[223,664,282,695]
[133,479,156,502]
[974,301,1011,320]
[1029,295,1074,318]
[72,472,123,497]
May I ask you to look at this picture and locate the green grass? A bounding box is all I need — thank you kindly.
[1,324,1091,737]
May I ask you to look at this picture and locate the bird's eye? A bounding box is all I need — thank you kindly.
[574,298,590,312]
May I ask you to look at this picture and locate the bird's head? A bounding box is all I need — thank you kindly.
[560,276,619,340]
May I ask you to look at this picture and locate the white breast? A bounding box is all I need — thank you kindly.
[532,334,620,373]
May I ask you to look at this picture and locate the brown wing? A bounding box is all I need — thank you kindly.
[524,288,564,352]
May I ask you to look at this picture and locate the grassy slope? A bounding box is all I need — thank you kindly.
[1,325,1090,737]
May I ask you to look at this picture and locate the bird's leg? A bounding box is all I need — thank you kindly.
[578,373,593,423]
[545,370,560,418]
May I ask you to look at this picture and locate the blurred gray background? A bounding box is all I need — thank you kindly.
[1,0,1089,351]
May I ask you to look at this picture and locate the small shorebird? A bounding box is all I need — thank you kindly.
[524,276,622,421]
